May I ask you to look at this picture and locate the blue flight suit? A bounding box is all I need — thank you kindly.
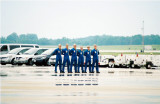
[77,50,84,73]
[84,50,92,73]
[54,48,62,73]
[69,48,77,73]
[62,48,70,72]
[91,49,100,72]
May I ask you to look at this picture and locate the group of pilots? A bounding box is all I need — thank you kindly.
[53,44,100,73]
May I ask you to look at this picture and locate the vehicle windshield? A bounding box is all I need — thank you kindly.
[0,45,2,48]
[8,48,22,54]
[41,49,54,55]
[24,48,38,55]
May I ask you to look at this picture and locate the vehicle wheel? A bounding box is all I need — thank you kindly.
[44,59,51,66]
[27,59,33,66]
[129,62,134,68]
[45,62,51,66]
[111,64,114,68]
[126,65,130,68]
[131,64,135,68]
[129,61,134,68]
[1,63,6,65]
[109,64,114,68]
[119,64,122,68]
[11,58,16,65]
[109,62,114,68]
[146,63,152,69]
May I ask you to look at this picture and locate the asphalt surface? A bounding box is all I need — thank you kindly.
[1,65,160,104]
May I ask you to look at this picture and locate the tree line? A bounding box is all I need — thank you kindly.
[1,32,160,45]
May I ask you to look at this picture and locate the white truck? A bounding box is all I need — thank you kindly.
[114,54,160,69]
[0,44,39,55]
[99,55,115,67]
[143,55,160,69]
[114,54,135,68]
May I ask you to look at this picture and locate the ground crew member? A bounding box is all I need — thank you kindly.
[69,44,77,73]
[53,44,62,73]
[77,46,84,73]
[91,44,100,73]
[62,44,70,73]
[84,46,92,73]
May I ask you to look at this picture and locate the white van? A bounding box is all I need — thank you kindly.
[0,44,39,55]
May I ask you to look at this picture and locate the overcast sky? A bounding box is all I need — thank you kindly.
[1,0,160,39]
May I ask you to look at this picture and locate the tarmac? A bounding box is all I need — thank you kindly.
[1,65,160,104]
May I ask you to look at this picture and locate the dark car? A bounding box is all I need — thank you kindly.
[32,49,55,66]
[15,48,48,65]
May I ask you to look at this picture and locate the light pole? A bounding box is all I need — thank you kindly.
[142,21,144,52]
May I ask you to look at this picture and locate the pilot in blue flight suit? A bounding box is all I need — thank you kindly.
[69,44,77,73]
[84,46,92,73]
[77,46,84,73]
[62,44,70,73]
[91,44,100,73]
[53,44,62,73]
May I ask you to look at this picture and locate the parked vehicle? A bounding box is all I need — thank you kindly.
[114,54,135,68]
[32,49,55,66]
[15,48,48,65]
[112,54,160,69]
[100,55,115,67]
[0,48,30,65]
[0,44,39,55]
[49,55,62,66]
[146,55,160,69]
[130,55,145,68]
[133,55,160,69]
